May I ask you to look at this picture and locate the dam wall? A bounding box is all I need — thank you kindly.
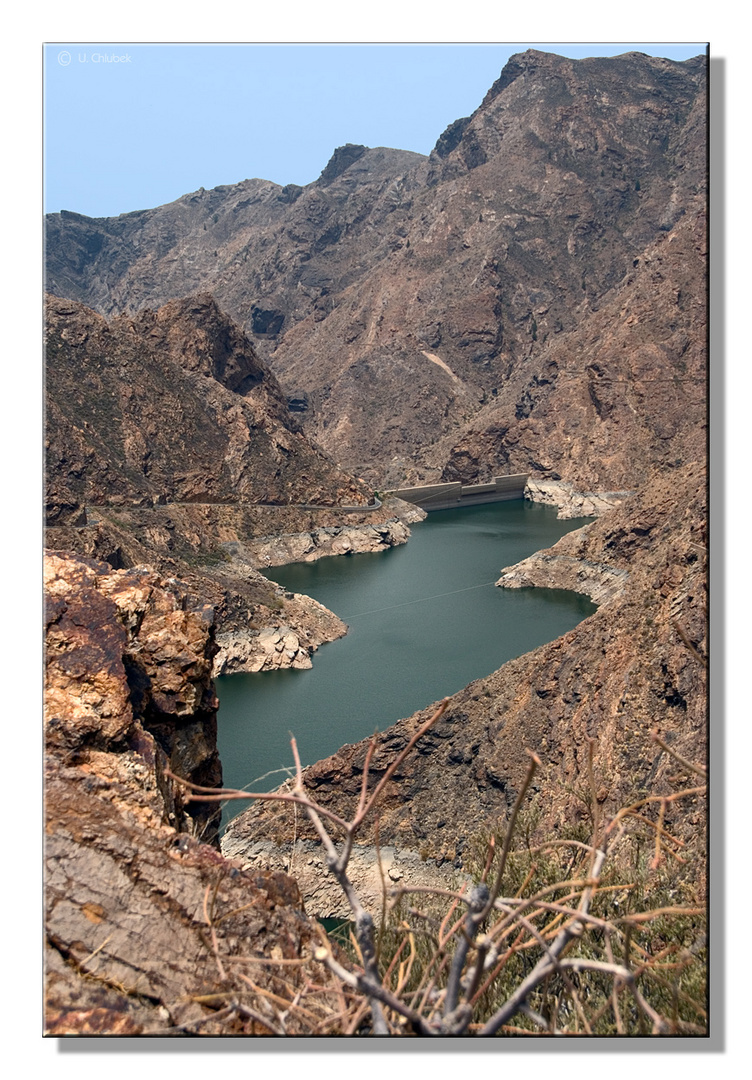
[388,475,528,512]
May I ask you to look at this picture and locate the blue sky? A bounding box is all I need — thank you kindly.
[43,42,706,219]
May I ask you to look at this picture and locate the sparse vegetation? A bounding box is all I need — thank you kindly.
[169,702,707,1036]
[180,546,232,568]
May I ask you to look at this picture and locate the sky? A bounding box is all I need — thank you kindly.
[43,42,706,220]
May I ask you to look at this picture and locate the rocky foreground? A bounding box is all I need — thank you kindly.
[44,550,348,1036]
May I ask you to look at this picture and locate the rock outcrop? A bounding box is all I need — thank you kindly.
[44,550,340,1036]
[47,507,353,677]
[44,550,222,840]
[522,480,633,520]
[241,510,419,569]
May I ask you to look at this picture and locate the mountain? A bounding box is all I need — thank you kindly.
[45,293,421,674]
[45,292,371,521]
[46,49,707,491]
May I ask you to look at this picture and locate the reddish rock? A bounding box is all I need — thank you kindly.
[44,550,222,837]
[44,551,339,1036]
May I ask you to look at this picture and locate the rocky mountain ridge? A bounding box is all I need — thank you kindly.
[46,49,706,492]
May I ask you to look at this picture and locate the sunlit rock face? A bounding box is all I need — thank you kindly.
[44,550,328,1036]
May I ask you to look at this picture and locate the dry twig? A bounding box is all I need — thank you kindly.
[166,708,705,1037]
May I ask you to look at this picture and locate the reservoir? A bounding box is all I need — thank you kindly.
[216,501,595,822]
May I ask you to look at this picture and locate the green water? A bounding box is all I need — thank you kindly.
[216,501,595,822]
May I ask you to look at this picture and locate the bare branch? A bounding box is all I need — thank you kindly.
[651,728,707,777]
[606,786,706,836]
[443,882,489,1018]
[671,620,707,668]
[483,751,541,918]
[164,768,353,833]
[356,741,377,822]
[314,944,437,1036]
[480,847,608,1035]
[202,882,227,982]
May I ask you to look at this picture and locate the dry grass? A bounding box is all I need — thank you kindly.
[168,707,707,1036]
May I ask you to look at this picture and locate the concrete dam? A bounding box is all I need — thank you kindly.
[388,475,528,512]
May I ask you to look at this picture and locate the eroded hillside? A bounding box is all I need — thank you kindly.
[46,50,706,490]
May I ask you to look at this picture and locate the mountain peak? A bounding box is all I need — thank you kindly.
[316,143,369,186]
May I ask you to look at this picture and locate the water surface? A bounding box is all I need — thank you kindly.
[216,502,595,820]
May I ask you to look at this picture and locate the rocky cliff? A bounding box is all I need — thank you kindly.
[46,50,706,494]
[44,551,348,1035]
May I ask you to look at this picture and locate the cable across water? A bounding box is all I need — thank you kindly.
[342,580,499,620]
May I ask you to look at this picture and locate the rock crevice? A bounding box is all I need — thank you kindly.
[44,550,335,1036]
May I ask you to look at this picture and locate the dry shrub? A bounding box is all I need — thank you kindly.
[169,703,707,1036]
